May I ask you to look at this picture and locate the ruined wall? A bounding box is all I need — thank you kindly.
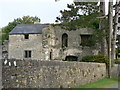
[8,34,43,60]
[2,59,106,88]
[42,26,99,60]
[8,25,99,61]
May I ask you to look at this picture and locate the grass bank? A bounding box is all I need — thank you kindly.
[74,77,120,88]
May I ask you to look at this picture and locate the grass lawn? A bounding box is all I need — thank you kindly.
[74,77,120,88]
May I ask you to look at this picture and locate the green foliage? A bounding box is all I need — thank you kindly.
[1,15,40,44]
[0,31,2,45]
[80,35,96,47]
[116,48,120,59]
[91,17,109,45]
[55,12,103,46]
[56,2,99,23]
[81,55,94,62]
[55,2,110,47]
[116,48,120,56]
[56,12,100,30]
[56,3,80,23]
[81,54,109,65]
[0,33,8,44]
[74,78,120,88]
[81,54,115,68]
[74,2,99,15]
[114,59,120,64]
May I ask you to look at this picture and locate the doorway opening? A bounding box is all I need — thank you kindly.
[65,56,78,61]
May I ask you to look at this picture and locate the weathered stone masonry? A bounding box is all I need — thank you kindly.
[42,26,99,60]
[8,34,43,60]
[8,24,99,61]
[2,59,106,88]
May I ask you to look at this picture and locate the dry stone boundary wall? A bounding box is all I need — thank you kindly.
[2,59,106,88]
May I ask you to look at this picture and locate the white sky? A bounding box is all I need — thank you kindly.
[0,0,115,28]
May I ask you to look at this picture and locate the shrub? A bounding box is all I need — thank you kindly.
[0,33,8,44]
[81,54,109,65]
[93,54,109,64]
[81,55,94,62]
[114,59,120,64]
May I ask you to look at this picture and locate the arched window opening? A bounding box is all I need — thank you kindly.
[62,33,68,48]
[50,51,52,60]
[118,17,120,23]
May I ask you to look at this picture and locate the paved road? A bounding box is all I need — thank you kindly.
[112,85,119,88]
[111,83,120,89]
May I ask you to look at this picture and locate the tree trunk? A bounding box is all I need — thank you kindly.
[108,0,113,78]
[111,0,119,60]
[100,0,108,56]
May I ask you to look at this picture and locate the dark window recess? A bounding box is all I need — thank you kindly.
[62,33,68,48]
[65,56,78,61]
[24,34,29,39]
[24,50,31,58]
[118,27,120,30]
[50,51,52,60]
[81,35,91,42]
[80,35,93,46]
[118,17,120,23]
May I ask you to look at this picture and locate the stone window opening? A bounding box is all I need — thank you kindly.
[65,56,78,61]
[24,34,29,39]
[118,27,120,30]
[50,50,52,60]
[80,34,93,46]
[118,17,120,23]
[24,50,31,58]
[62,33,68,49]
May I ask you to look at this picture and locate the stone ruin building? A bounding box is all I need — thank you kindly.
[8,24,99,61]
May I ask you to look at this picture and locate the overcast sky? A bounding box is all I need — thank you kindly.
[0,0,74,28]
[0,0,115,28]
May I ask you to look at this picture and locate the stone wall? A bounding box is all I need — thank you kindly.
[42,26,99,61]
[2,59,106,88]
[8,25,99,61]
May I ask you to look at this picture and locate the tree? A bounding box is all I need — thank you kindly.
[111,0,119,60]
[55,3,79,22]
[55,2,99,23]
[108,0,113,78]
[99,0,108,56]
[1,15,40,44]
[74,2,99,15]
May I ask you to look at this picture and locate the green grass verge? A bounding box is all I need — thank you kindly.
[74,77,120,88]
